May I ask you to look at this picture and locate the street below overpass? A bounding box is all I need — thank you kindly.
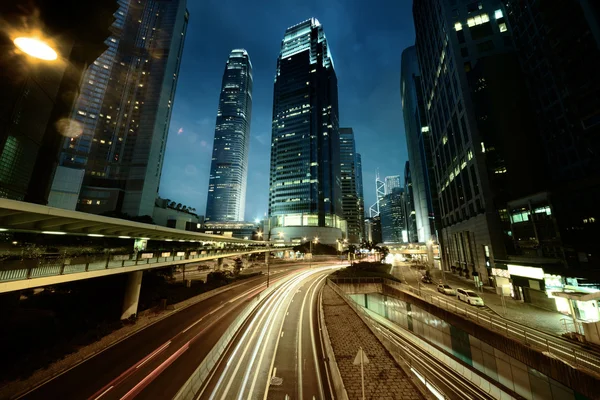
[19,262,333,400]
[199,267,336,400]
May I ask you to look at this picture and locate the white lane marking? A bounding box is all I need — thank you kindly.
[250,270,324,399]
[281,331,284,338]
[272,367,277,378]
[93,386,113,400]
[214,272,308,400]
[135,341,171,369]
[308,275,328,400]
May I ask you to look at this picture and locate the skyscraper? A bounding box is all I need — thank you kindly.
[0,0,117,204]
[384,175,401,195]
[339,128,360,243]
[54,0,189,218]
[205,49,253,223]
[355,153,365,241]
[401,46,439,245]
[504,0,600,269]
[380,187,407,243]
[404,161,418,242]
[268,18,344,244]
[413,0,545,282]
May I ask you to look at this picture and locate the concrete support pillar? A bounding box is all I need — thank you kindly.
[216,258,223,270]
[121,270,143,320]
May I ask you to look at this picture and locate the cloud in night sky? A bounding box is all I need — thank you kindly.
[159,0,416,220]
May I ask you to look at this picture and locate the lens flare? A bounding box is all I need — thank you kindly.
[55,118,83,138]
[13,37,58,61]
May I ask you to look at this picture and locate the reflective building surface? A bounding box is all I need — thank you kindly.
[268,18,344,243]
[339,128,361,243]
[380,187,407,243]
[401,46,438,244]
[0,0,117,204]
[205,49,253,222]
[55,0,189,217]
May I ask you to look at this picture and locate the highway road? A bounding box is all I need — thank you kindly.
[199,267,337,400]
[18,262,326,400]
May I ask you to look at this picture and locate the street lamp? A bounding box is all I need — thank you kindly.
[257,231,263,239]
[13,37,58,61]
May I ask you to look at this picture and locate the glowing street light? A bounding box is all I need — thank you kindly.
[257,231,263,238]
[13,37,58,61]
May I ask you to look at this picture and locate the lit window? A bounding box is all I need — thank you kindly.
[499,22,508,32]
[467,150,473,160]
[467,13,489,27]
[442,136,448,145]
[495,9,503,19]
[421,126,430,133]
[481,142,486,153]
[455,22,463,31]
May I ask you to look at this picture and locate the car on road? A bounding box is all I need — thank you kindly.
[421,275,433,284]
[437,284,456,295]
[456,288,485,306]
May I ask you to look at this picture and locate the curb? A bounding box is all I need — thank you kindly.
[318,284,349,400]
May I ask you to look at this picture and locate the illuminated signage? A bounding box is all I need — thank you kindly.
[507,264,544,280]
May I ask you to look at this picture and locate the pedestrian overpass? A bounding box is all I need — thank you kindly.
[0,199,293,318]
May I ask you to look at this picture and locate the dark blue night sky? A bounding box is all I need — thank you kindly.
[159,0,416,220]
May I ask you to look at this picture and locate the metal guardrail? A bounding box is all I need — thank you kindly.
[0,247,280,284]
[327,278,450,399]
[328,279,515,400]
[330,277,600,377]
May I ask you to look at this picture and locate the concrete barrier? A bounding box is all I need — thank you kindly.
[173,278,285,400]
[318,285,349,400]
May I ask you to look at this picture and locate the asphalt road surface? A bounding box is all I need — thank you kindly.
[199,266,337,400]
[19,263,323,400]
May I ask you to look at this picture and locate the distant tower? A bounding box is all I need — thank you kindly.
[369,170,385,218]
[205,49,253,222]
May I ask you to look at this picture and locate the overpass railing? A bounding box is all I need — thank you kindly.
[0,247,274,284]
[331,277,600,376]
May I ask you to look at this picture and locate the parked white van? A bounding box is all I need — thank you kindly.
[456,288,485,306]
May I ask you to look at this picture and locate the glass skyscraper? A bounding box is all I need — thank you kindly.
[380,187,407,243]
[401,45,438,244]
[355,153,365,241]
[384,175,401,195]
[205,49,253,223]
[55,0,189,217]
[339,128,360,243]
[268,18,344,244]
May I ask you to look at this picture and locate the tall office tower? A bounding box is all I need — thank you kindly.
[401,46,439,244]
[380,187,407,243]
[49,0,129,210]
[0,0,117,204]
[504,1,600,269]
[384,175,401,195]
[56,0,189,217]
[413,0,545,283]
[404,162,418,242]
[364,216,382,244]
[339,128,360,243]
[205,49,253,223]
[355,153,365,241]
[268,18,344,244]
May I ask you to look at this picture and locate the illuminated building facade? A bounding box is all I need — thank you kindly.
[339,128,361,243]
[205,49,253,222]
[413,0,544,283]
[268,18,344,244]
[56,0,189,217]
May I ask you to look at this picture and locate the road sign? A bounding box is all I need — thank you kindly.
[353,347,369,365]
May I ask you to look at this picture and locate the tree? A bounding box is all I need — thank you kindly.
[233,257,243,276]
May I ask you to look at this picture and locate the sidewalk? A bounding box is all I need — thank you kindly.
[322,285,424,400]
[429,268,567,336]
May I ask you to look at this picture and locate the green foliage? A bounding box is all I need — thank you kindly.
[331,261,400,282]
